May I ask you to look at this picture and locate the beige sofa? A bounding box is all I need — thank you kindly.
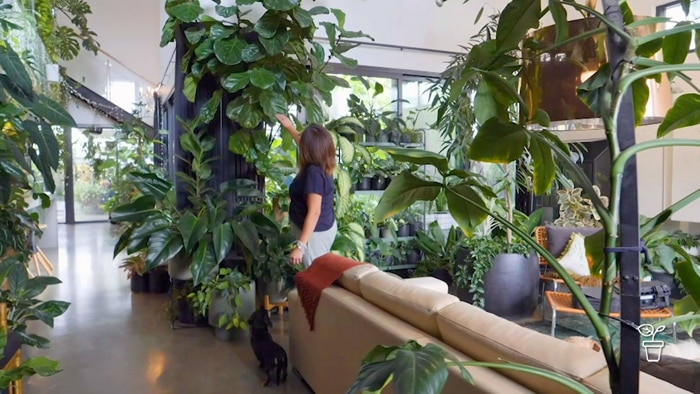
[288,263,689,394]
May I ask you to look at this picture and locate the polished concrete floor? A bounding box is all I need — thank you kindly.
[25,223,310,394]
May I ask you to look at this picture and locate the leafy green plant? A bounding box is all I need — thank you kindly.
[553,186,608,228]
[188,267,251,330]
[111,116,264,286]
[161,0,370,128]
[118,251,148,279]
[413,222,464,278]
[348,340,593,394]
[0,5,76,386]
[455,235,530,308]
[30,0,100,61]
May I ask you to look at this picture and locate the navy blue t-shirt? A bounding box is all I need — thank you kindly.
[289,165,335,231]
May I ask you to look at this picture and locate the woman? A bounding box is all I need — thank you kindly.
[276,114,337,268]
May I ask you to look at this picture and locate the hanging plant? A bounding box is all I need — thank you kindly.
[161,0,372,130]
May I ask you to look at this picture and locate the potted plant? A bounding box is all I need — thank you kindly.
[249,213,298,304]
[412,223,467,288]
[189,267,252,341]
[119,251,149,293]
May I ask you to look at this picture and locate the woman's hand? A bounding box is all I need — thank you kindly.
[290,247,303,266]
[276,114,294,129]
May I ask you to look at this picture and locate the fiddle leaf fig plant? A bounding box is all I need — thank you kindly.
[161,0,372,128]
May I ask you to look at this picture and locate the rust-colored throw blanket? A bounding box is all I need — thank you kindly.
[294,253,363,330]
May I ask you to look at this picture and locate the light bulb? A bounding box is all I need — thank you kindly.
[436,0,445,7]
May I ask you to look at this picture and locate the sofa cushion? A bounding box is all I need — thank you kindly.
[546,224,602,257]
[437,302,607,393]
[405,276,449,293]
[336,264,379,296]
[583,368,692,393]
[360,271,459,338]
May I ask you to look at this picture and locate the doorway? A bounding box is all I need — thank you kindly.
[58,127,118,224]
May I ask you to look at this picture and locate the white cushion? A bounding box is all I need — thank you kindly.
[558,232,591,276]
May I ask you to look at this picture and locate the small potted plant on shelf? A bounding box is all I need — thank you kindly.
[119,251,149,293]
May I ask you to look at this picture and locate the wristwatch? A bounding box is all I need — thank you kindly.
[293,240,308,254]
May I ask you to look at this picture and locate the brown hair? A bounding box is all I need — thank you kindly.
[298,124,336,175]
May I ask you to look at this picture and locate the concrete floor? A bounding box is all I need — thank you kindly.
[24,223,311,394]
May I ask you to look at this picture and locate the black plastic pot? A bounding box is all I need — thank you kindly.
[430,268,453,288]
[172,279,206,325]
[131,274,150,293]
[365,134,377,143]
[378,133,390,143]
[406,250,421,265]
[356,177,372,191]
[483,253,539,320]
[397,224,410,237]
[650,270,684,300]
[372,176,386,190]
[408,222,422,236]
[149,269,171,294]
[379,227,392,239]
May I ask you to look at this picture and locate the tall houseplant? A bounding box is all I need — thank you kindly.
[360,0,700,392]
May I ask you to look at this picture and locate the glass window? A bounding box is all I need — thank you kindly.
[327,75,398,121]
[658,1,700,50]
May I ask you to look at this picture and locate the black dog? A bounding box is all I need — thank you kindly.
[248,307,288,386]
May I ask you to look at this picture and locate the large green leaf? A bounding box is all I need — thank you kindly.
[382,148,449,174]
[145,232,183,270]
[168,2,203,22]
[529,133,556,195]
[548,0,568,44]
[213,223,234,264]
[178,212,209,253]
[199,90,223,124]
[110,196,157,223]
[374,172,442,222]
[129,171,172,200]
[259,90,288,119]
[631,78,650,127]
[259,29,289,55]
[663,22,693,65]
[0,74,34,108]
[480,70,526,118]
[658,93,700,137]
[676,258,700,306]
[231,219,260,258]
[34,94,77,127]
[226,97,264,129]
[577,64,611,117]
[496,0,540,52]
[674,295,699,336]
[262,0,297,11]
[21,120,59,170]
[445,184,488,233]
[469,118,528,163]
[210,25,235,40]
[215,5,237,18]
[113,226,133,257]
[214,37,247,65]
[131,218,171,241]
[474,81,505,125]
[0,41,33,96]
[292,8,313,28]
[190,241,217,286]
[249,68,277,89]
[255,11,281,38]
[184,75,198,102]
[221,72,250,93]
[241,44,265,63]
